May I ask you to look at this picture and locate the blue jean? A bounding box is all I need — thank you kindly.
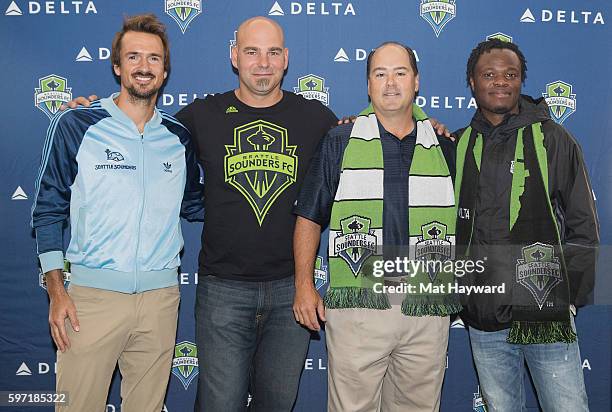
[468,322,588,412]
[194,275,311,412]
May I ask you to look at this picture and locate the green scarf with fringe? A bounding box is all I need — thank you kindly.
[455,122,575,344]
[324,105,461,316]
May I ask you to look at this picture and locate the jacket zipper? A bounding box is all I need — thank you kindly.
[134,132,145,292]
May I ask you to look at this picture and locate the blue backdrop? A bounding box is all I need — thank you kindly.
[1,1,610,411]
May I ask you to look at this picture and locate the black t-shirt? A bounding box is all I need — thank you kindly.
[176,90,337,281]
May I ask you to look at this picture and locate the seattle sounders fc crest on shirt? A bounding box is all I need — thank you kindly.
[225,120,298,225]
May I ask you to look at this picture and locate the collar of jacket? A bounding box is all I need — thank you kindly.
[471,94,551,137]
[100,92,162,137]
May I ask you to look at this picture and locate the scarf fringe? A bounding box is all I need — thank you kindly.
[401,297,462,317]
[324,287,391,310]
[507,320,577,344]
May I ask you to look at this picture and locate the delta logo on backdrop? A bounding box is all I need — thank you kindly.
[171,341,199,390]
[333,48,421,64]
[331,45,476,112]
[420,0,456,37]
[75,46,110,62]
[451,317,465,329]
[293,74,329,106]
[542,81,576,124]
[11,186,28,200]
[4,0,97,15]
[268,1,356,16]
[34,75,72,119]
[165,0,202,33]
[519,7,604,25]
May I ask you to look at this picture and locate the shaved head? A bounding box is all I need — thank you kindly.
[231,16,288,107]
[236,16,284,48]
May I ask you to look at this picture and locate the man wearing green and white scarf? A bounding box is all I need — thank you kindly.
[293,42,459,412]
[455,39,599,411]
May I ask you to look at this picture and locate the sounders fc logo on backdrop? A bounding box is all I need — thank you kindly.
[172,341,198,390]
[229,30,237,58]
[472,386,486,412]
[486,32,513,43]
[314,256,328,291]
[39,260,71,290]
[34,75,72,119]
[420,0,456,37]
[542,80,576,124]
[165,0,201,33]
[293,74,329,106]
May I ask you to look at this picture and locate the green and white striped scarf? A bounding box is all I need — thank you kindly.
[325,105,461,316]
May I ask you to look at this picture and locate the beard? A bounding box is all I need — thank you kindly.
[126,85,158,102]
[125,71,160,103]
[255,78,271,89]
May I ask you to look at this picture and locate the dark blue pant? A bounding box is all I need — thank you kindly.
[195,275,310,412]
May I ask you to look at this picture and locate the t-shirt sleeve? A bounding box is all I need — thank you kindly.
[175,103,195,133]
[322,105,339,130]
[293,128,346,227]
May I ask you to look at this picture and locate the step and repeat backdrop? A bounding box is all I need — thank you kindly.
[1,1,611,411]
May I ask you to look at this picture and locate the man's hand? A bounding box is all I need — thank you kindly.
[429,117,454,140]
[293,284,326,331]
[46,270,79,352]
[337,115,357,125]
[293,216,325,331]
[60,94,98,111]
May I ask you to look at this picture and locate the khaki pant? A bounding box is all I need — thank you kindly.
[56,285,180,412]
[326,306,450,412]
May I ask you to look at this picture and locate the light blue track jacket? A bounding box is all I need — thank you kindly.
[31,94,204,293]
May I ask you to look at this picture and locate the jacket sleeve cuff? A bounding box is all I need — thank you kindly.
[39,251,64,274]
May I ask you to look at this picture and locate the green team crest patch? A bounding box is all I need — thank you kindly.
[225,120,298,225]
[34,74,72,119]
[171,341,198,390]
[515,242,562,310]
[542,80,576,124]
[415,221,452,282]
[293,74,329,106]
[333,215,377,277]
[314,255,328,290]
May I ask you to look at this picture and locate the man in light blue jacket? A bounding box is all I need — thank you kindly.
[31,14,203,412]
